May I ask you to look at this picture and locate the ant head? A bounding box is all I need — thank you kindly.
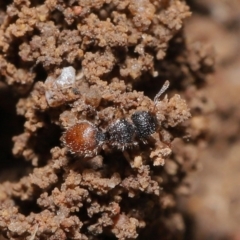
[131,111,156,139]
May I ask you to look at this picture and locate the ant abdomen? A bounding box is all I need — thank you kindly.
[63,121,106,157]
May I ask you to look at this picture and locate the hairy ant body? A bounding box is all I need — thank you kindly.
[62,81,170,157]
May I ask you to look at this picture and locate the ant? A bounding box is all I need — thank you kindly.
[62,81,170,157]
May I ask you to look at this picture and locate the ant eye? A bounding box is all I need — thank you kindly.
[63,121,105,157]
[107,119,136,149]
[131,111,157,139]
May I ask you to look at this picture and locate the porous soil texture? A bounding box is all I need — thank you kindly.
[1,0,234,239]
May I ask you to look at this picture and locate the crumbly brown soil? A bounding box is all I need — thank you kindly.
[0,0,215,239]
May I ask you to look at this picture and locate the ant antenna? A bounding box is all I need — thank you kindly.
[154,80,170,105]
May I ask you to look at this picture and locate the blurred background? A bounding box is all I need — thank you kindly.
[181,0,240,239]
